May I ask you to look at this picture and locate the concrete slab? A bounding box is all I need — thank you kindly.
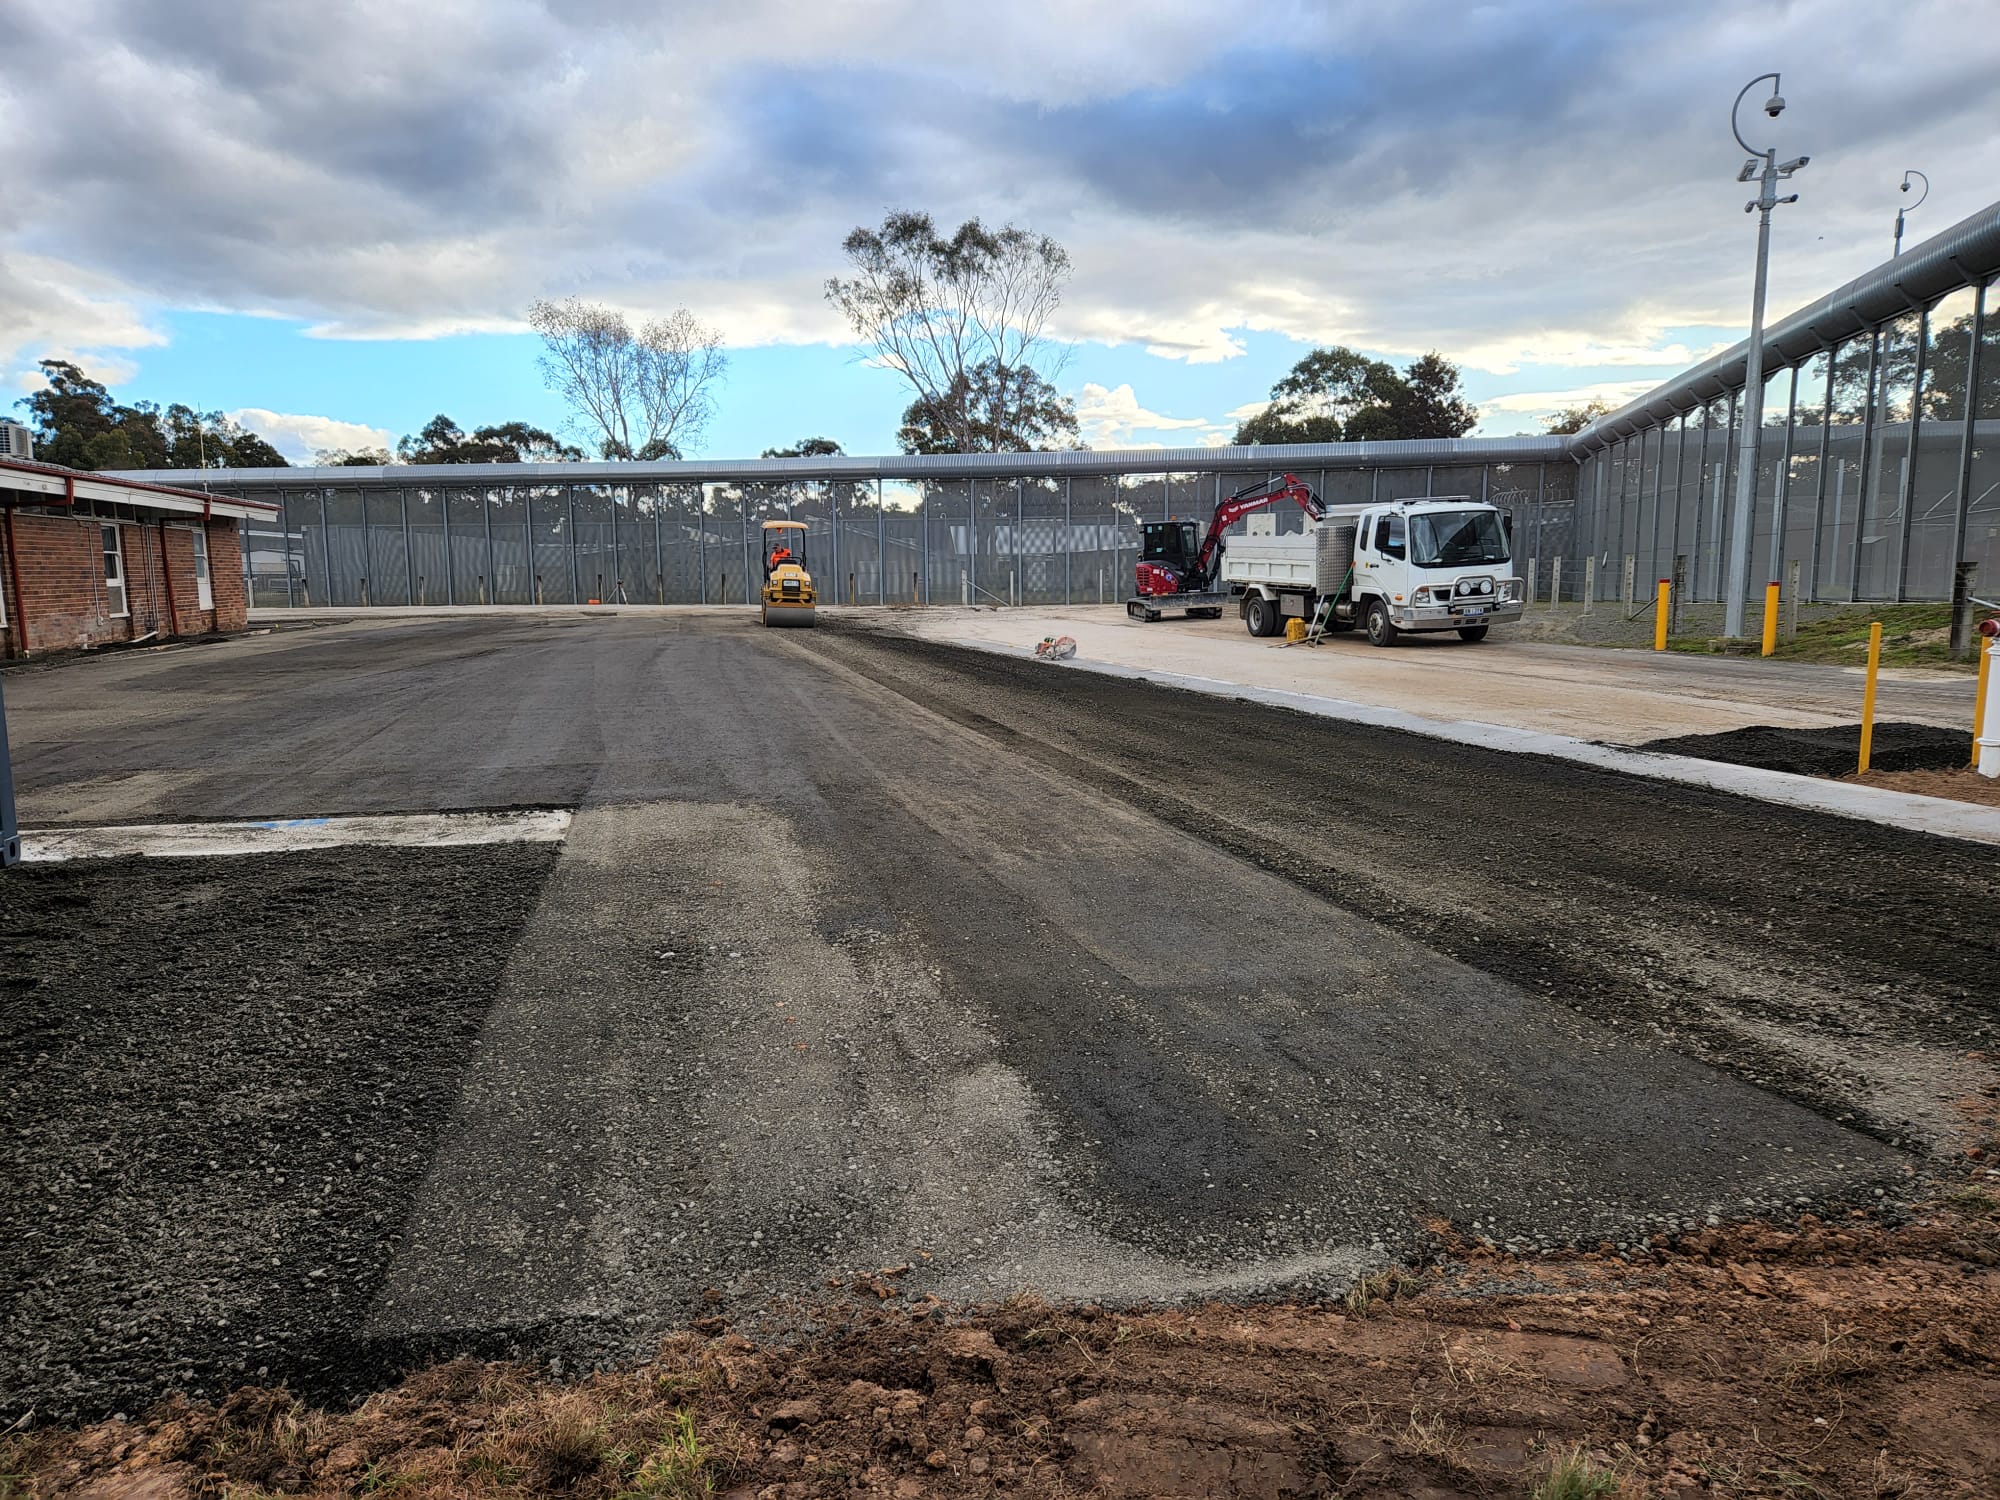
[885,604,1976,745]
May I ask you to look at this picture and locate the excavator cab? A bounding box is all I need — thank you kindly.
[1136,520,1201,597]
[1141,521,1200,571]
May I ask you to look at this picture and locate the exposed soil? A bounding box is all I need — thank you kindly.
[12,1200,2000,1500]
[0,843,560,1425]
[1635,721,1972,777]
[1842,765,2000,809]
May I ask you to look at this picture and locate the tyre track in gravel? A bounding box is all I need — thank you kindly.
[796,622,2000,1154]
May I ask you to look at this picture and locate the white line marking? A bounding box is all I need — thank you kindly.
[954,638,2000,849]
[21,809,574,862]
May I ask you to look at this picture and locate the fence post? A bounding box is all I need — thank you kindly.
[1950,560,1980,661]
[961,569,970,606]
[441,492,453,606]
[912,569,919,606]
[1621,554,1636,611]
[1550,556,1562,605]
[360,576,370,608]
[1525,557,1538,607]
[1582,557,1595,615]
[1786,558,1802,640]
[1672,555,1689,635]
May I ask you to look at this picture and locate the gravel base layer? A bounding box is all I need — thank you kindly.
[1636,720,1972,775]
[0,844,560,1424]
[9,615,2000,1439]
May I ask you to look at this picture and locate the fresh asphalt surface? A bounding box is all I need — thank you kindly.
[8,612,1995,1413]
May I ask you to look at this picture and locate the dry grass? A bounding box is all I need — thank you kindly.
[1777,1318,1875,1391]
[1532,1443,1622,1499]
[1343,1266,1426,1316]
[1393,1411,1467,1470]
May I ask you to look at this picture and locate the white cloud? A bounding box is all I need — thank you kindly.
[3,0,1997,438]
[1479,381,1661,417]
[1072,382,1211,446]
[0,253,164,386]
[230,409,396,462]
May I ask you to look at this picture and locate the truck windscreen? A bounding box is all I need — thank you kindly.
[1409,510,1509,569]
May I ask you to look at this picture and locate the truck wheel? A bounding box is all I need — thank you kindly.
[1456,624,1490,643]
[1245,595,1279,637]
[1364,598,1398,647]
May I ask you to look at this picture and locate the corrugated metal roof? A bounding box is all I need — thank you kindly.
[109,434,1568,490]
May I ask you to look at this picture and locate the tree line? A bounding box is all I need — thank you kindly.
[17,213,1609,472]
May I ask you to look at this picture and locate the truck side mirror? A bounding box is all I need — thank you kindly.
[1503,513,1514,540]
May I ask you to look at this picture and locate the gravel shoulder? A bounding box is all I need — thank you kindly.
[0,844,560,1423]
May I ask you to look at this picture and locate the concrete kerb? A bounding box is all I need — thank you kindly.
[956,638,2000,849]
[21,809,574,861]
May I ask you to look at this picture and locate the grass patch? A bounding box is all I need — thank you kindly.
[1668,604,1974,668]
[1343,1266,1426,1316]
[616,1410,715,1500]
[1532,1444,1621,1499]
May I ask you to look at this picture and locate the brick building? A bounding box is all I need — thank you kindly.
[1,456,276,658]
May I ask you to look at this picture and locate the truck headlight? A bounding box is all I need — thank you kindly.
[1412,587,1434,605]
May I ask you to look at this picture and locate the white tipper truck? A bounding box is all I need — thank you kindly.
[1222,495,1525,646]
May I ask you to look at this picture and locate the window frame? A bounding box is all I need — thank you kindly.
[101,523,129,619]
[191,525,214,609]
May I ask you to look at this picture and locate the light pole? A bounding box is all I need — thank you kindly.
[1722,73,1810,640]
[1893,169,1929,257]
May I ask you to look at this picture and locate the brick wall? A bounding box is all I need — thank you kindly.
[0,510,250,657]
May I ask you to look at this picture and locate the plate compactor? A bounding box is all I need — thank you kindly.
[759,519,817,627]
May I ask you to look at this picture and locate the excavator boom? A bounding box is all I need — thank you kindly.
[1191,473,1325,586]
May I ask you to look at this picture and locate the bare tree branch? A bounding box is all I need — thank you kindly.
[826,212,1071,454]
[528,297,728,459]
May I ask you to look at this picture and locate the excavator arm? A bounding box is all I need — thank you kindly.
[1191,473,1324,586]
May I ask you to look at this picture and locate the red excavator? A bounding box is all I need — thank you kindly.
[1126,472,1325,621]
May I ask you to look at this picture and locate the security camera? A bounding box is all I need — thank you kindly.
[1778,155,1810,174]
[1765,93,1786,118]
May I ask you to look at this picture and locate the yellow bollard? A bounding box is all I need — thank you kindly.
[1974,636,1993,769]
[1761,581,1780,657]
[1858,621,1883,775]
[1653,579,1671,651]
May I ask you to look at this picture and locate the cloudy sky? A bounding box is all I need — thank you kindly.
[4,0,1996,462]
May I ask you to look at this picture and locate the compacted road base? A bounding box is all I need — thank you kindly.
[5,613,1995,1423]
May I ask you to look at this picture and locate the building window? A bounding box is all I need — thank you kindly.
[102,524,128,618]
[192,526,214,609]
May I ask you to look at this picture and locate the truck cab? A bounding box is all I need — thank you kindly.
[1224,497,1524,646]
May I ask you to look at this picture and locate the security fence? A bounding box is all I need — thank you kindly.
[215,455,1576,611]
[118,201,2000,614]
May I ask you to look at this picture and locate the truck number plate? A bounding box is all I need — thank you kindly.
[1456,606,1486,617]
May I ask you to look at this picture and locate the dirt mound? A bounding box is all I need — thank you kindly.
[1638,721,1970,777]
[13,1201,2000,1500]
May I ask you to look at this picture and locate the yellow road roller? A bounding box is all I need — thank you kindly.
[759,519,817,627]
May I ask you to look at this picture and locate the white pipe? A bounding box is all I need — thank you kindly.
[1980,637,2000,779]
